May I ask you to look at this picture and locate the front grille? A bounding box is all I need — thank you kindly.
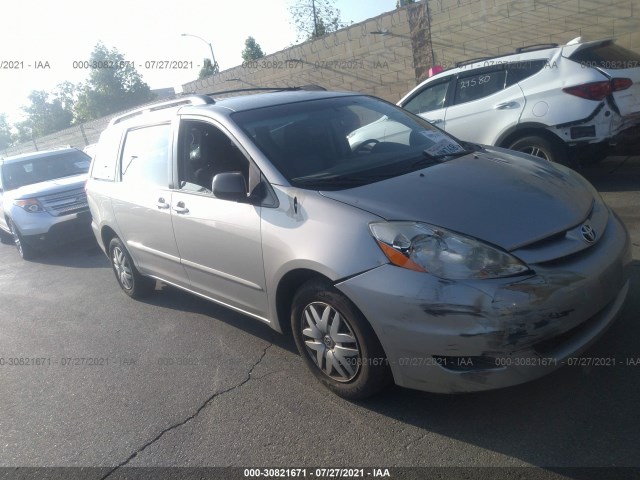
[39,188,88,217]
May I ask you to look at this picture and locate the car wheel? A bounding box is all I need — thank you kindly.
[7,219,37,260]
[508,135,568,164]
[108,237,154,299]
[291,278,392,400]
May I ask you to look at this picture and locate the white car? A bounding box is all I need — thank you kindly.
[395,38,640,164]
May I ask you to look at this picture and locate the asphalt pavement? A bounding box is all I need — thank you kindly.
[0,156,638,480]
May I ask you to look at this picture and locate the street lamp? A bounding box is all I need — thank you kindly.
[181,33,219,74]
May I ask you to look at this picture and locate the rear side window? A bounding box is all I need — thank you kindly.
[403,79,450,114]
[569,42,640,69]
[120,124,171,188]
[505,60,548,86]
[453,69,506,105]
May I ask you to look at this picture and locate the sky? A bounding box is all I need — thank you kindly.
[0,0,396,126]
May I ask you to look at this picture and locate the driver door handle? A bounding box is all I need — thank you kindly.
[494,101,519,110]
[156,197,170,209]
[428,118,444,125]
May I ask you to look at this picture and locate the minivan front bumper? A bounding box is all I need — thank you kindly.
[336,212,631,393]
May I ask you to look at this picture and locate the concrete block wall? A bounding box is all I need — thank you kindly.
[182,8,417,104]
[3,117,109,156]
[4,0,638,155]
[429,0,638,72]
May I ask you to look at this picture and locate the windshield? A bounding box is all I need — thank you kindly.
[2,150,90,191]
[233,95,472,190]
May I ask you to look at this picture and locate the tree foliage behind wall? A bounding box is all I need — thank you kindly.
[242,37,265,61]
[289,0,347,41]
[74,42,155,121]
[3,42,156,147]
[18,90,74,140]
[0,115,12,150]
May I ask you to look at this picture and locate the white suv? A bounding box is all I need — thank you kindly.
[398,38,640,164]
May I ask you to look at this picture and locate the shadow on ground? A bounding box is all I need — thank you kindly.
[28,236,107,268]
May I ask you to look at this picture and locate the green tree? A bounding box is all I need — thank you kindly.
[396,0,415,7]
[13,123,34,145]
[289,0,346,41]
[0,115,12,150]
[56,81,78,116]
[241,36,265,61]
[20,90,73,138]
[198,58,219,79]
[75,42,155,121]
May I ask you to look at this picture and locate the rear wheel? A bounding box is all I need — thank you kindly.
[7,219,37,260]
[508,134,569,165]
[108,237,154,299]
[291,278,392,400]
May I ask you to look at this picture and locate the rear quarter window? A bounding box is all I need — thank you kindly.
[505,60,548,86]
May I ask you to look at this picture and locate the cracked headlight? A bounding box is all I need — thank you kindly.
[370,221,530,279]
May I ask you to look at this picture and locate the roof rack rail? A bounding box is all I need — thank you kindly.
[109,95,215,126]
[198,84,327,97]
[455,56,494,67]
[515,43,558,53]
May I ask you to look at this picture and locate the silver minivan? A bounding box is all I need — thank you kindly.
[86,90,631,399]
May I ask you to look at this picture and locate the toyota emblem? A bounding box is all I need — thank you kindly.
[581,224,596,243]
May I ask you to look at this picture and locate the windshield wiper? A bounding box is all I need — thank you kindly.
[293,172,390,187]
[423,149,474,160]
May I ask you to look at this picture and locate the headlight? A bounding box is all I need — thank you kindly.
[14,198,44,213]
[370,221,530,279]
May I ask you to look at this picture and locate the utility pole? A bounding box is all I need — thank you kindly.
[312,0,318,38]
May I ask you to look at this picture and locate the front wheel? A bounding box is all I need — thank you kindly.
[291,278,392,400]
[508,134,568,165]
[108,237,154,299]
[7,219,37,260]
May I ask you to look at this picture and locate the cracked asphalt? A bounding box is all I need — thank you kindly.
[0,155,638,479]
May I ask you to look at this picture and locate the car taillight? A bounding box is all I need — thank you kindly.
[610,78,633,91]
[563,78,633,100]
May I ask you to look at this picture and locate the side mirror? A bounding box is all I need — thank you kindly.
[212,172,247,202]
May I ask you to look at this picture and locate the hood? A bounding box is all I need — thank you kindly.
[320,151,594,251]
[7,174,88,200]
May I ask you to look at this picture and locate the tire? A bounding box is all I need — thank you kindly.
[108,237,154,299]
[508,134,569,165]
[291,278,392,400]
[7,219,37,260]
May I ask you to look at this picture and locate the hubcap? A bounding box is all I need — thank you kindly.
[112,246,133,290]
[301,302,360,382]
